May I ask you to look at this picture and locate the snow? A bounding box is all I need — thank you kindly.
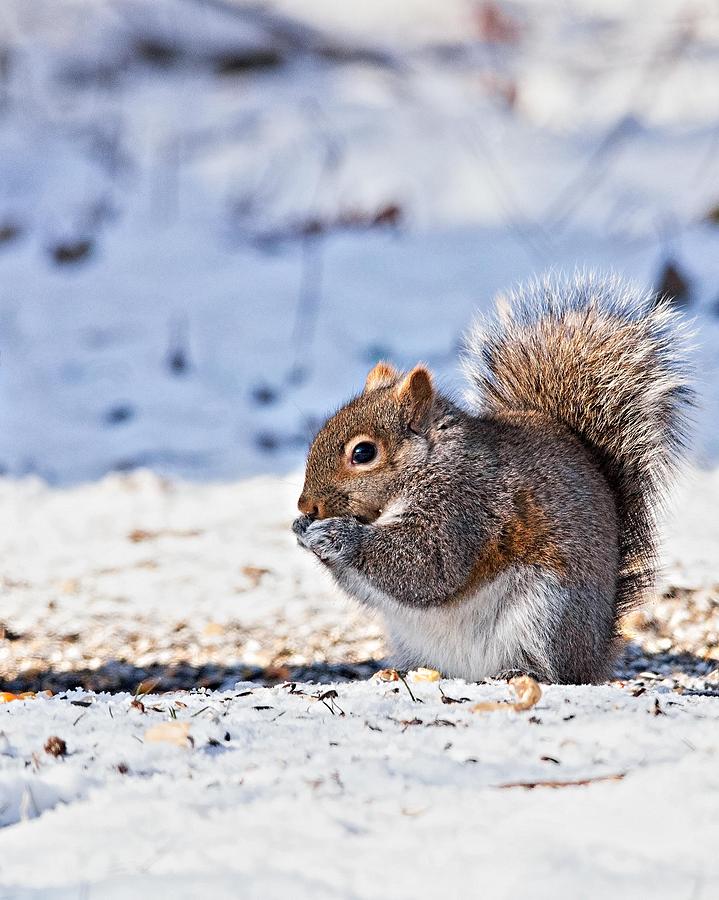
[0,681,718,897]
[1,0,719,895]
[0,767,91,830]
[0,471,314,633]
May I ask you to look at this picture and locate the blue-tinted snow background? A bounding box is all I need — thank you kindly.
[1,0,718,483]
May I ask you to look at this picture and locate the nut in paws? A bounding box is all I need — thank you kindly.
[295,517,361,563]
[292,515,314,540]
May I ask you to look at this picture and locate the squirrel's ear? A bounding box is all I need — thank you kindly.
[364,361,400,393]
[395,365,435,430]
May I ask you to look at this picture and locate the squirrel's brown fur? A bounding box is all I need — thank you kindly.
[463,273,693,618]
[293,272,692,684]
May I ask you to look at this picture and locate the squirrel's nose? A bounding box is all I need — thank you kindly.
[298,493,320,518]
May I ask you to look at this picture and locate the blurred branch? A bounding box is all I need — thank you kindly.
[461,121,555,264]
[543,8,695,234]
[285,105,344,384]
[180,0,398,67]
[288,232,324,385]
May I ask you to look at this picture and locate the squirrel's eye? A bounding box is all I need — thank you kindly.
[351,441,377,465]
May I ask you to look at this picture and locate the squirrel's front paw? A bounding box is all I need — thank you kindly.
[295,517,362,564]
[292,514,314,539]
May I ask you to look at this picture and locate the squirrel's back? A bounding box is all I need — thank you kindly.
[463,271,693,617]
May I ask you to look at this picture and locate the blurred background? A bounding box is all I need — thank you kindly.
[1,0,719,484]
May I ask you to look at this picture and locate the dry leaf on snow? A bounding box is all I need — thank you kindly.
[0,691,51,703]
[144,721,193,747]
[510,676,542,710]
[241,565,271,589]
[471,676,542,713]
[408,668,441,683]
[374,668,400,682]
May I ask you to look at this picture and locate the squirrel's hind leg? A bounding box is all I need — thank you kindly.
[543,582,618,684]
[495,569,618,685]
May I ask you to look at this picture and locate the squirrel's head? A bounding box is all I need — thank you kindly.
[297,362,436,523]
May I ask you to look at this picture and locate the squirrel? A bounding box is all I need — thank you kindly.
[292,272,693,684]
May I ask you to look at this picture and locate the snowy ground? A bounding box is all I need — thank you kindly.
[1,1,719,896]
[0,470,718,896]
[1,678,718,898]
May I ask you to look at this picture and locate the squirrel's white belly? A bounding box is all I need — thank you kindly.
[379,567,562,681]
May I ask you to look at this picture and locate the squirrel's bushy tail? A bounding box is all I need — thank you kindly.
[463,271,693,614]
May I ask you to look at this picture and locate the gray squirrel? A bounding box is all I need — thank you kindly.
[292,272,693,684]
